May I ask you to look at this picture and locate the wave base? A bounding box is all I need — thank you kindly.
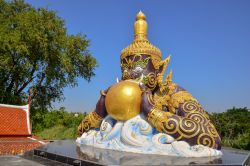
[76,114,222,157]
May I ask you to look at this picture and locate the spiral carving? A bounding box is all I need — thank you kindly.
[207,123,219,138]
[146,72,157,89]
[179,117,200,138]
[182,101,202,113]
[83,122,91,131]
[197,133,215,148]
[186,111,207,124]
[147,97,221,150]
[163,116,180,134]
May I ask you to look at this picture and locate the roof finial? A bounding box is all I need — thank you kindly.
[134,11,147,40]
[136,10,146,20]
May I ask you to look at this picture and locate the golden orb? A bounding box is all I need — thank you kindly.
[105,80,142,121]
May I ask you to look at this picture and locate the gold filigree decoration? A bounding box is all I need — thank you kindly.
[153,91,169,111]
[120,11,162,69]
[77,112,103,135]
[186,111,208,124]
[168,91,197,114]
[121,54,151,70]
[147,108,171,131]
[147,72,157,89]
[147,108,218,149]
[197,133,215,148]
[141,72,158,90]
[162,115,180,135]
[166,80,175,96]
[121,54,138,69]
[156,56,171,92]
[207,123,219,138]
[182,100,203,113]
[179,117,200,138]
[152,66,173,112]
[121,40,162,69]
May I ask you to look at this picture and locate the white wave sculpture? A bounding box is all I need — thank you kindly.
[76,114,222,157]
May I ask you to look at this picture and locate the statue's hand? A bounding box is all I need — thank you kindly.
[139,82,155,116]
[77,120,90,136]
[139,82,171,132]
[77,112,103,137]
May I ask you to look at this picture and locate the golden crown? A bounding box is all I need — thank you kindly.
[120,11,162,69]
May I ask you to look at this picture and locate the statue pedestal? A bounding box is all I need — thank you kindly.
[31,140,250,166]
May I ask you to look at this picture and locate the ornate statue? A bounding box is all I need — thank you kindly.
[77,11,222,157]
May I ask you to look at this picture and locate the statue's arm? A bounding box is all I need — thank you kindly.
[77,90,108,136]
[141,89,221,150]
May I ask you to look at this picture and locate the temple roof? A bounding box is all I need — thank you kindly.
[0,104,47,155]
[0,104,31,136]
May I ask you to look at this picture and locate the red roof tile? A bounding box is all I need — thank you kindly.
[0,103,47,155]
[0,141,42,155]
[0,136,47,155]
[0,106,30,136]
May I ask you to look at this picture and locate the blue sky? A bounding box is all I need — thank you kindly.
[25,0,250,113]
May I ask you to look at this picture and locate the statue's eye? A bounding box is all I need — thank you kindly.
[133,66,143,73]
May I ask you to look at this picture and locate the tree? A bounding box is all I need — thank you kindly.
[0,0,97,109]
[209,107,250,150]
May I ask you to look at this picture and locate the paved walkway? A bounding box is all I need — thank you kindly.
[0,156,43,166]
[0,154,69,166]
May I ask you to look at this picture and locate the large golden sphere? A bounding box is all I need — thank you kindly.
[105,80,142,121]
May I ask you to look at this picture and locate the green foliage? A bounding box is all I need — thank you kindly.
[32,107,86,134]
[209,107,250,150]
[0,0,97,109]
[222,133,250,150]
[36,125,77,140]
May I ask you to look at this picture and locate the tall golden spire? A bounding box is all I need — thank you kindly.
[121,11,162,69]
[134,11,147,41]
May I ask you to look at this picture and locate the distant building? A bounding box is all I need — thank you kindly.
[0,103,46,155]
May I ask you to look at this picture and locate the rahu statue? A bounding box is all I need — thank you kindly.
[76,11,222,157]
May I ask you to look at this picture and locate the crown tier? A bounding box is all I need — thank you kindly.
[120,11,162,68]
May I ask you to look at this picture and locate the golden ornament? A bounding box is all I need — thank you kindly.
[105,80,142,121]
[120,11,162,69]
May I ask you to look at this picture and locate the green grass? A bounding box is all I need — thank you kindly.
[35,125,77,140]
[222,133,250,150]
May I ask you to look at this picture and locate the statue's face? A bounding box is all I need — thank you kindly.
[121,54,158,89]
